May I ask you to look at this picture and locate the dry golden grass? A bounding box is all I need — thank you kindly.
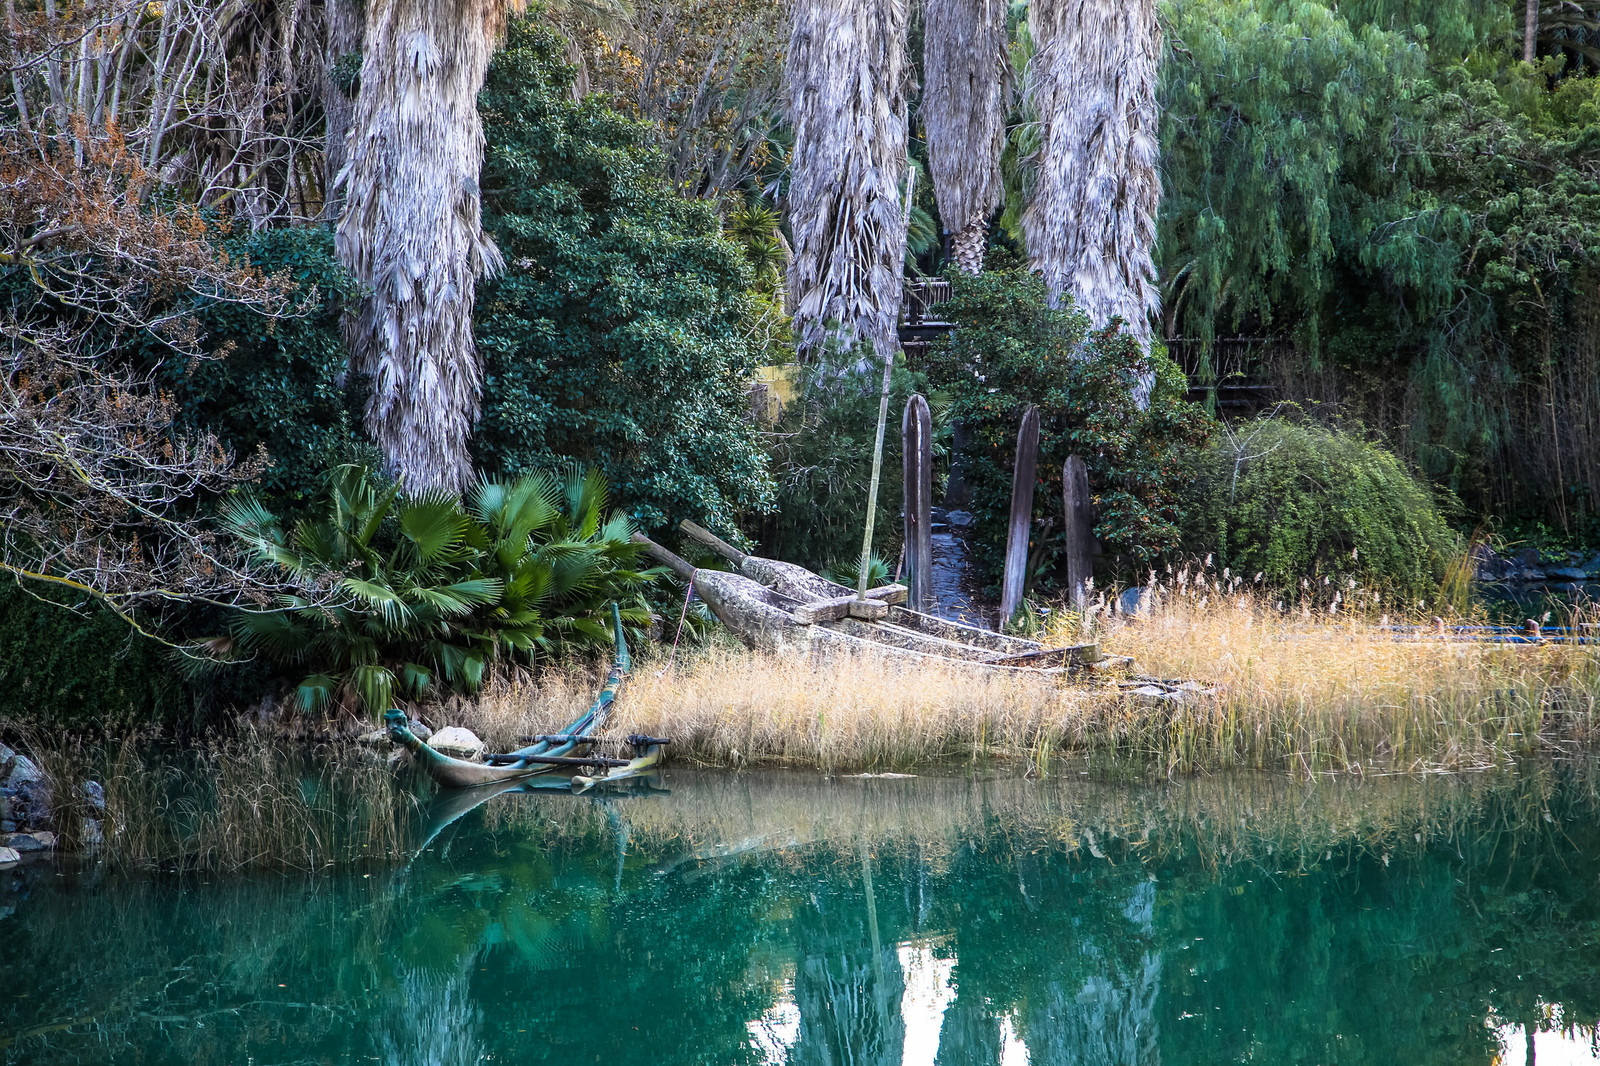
[1088,588,1600,773]
[444,648,1074,773]
[437,585,1600,776]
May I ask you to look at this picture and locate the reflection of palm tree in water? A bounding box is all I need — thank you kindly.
[1019,880,1161,1066]
[377,963,487,1066]
[1022,951,1161,1066]
[793,844,907,1066]
[933,990,1002,1066]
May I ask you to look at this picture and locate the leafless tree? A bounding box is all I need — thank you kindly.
[0,129,330,648]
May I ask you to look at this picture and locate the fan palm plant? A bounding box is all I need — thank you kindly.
[1021,0,1161,361]
[922,0,1011,274]
[223,465,656,716]
[784,0,912,357]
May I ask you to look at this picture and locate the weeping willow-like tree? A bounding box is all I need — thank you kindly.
[336,0,513,492]
[784,0,911,356]
[1022,0,1161,354]
[922,0,1010,275]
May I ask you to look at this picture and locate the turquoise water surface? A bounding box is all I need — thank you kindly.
[3,765,1599,1065]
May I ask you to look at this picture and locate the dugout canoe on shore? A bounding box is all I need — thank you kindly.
[635,523,1110,676]
[384,604,669,790]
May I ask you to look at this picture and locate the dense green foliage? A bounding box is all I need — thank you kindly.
[0,581,187,730]
[919,269,1215,587]
[151,227,371,517]
[472,21,775,534]
[225,465,655,716]
[1160,0,1600,535]
[1180,419,1459,600]
[757,342,932,573]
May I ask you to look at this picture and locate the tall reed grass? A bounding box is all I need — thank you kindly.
[1084,576,1600,773]
[442,579,1600,775]
[29,731,414,871]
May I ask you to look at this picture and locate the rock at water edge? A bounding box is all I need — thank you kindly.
[428,727,487,762]
[2,832,53,852]
[2,752,43,787]
[0,846,19,865]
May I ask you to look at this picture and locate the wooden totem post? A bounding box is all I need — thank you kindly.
[1062,454,1094,609]
[999,406,1040,625]
[902,394,933,613]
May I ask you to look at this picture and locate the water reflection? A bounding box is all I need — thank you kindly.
[3,765,1600,1066]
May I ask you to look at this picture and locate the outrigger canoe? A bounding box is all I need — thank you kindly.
[636,522,1110,675]
[383,603,670,791]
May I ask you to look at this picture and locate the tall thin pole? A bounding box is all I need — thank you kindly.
[857,341,897,600]
[856,164,917,600]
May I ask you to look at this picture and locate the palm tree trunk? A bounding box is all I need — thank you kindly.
[1023,0,1161,392]
[784,0,911,358]
[336,0,510,493]
[1525,0,1539,62]
[923,0,1009,275]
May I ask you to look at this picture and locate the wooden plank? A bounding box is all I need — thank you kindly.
[792,586,908,624]
[1062,455,1094,609]
[980,643,1100,668]
[999,406,1040,625]
[793,595,856,624]
[866,582,908,606]
[902,394,933,613]
[848,598,891,621]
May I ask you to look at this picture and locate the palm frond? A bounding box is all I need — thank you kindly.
[399,495,476,566]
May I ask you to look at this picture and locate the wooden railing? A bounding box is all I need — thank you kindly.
[901,279,953,325]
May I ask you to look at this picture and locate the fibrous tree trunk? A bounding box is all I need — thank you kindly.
[922,0,1009,274]
[1525,0,1538,62]
[336,0,510,492]
[1023,0,1161,375]
[784,0,910,358]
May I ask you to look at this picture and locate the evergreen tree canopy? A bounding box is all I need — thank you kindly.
[472,20,775,533]
[1160,0,1600,530]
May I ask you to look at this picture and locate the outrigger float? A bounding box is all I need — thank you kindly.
[635,521,1119,676]
[384,604,668,792]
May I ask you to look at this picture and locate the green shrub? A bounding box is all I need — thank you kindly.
[225,464,657,717]
[757,340,935,573]
[472,20,774,534]
[1179,419,1459,600]
[919,269,1216,586]
[0,581,189,730]
[150,226,373,520]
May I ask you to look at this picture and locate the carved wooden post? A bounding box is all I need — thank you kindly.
[902,394,933,613]
[1000,406,1040,625]
[1063,454,1094,609]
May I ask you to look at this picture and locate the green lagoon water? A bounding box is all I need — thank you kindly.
[4,765,1600,1065]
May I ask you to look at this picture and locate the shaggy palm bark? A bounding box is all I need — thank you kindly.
[922,0,1009,275]
[336,0,509,492]
[784,0,910,357]
[1023,0,1161,370]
